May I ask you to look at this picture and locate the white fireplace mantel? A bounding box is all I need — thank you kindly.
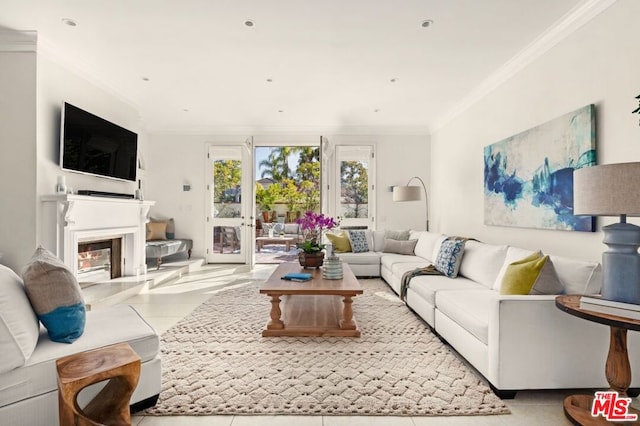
[41,194,155,278]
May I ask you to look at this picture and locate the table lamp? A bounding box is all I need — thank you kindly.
[393,176,429,231]
[573,162,640,304]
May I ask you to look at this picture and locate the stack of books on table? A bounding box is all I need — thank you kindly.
[580,296,640,320]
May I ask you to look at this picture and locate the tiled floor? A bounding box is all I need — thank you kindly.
[122,263,576,425]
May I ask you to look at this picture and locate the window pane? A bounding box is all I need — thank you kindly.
[340,160,369,219]
[213,159,242,218]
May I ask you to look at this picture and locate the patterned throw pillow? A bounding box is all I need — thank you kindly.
[22,247,86,343]
[435,239,466,278]
[348,230,370,253]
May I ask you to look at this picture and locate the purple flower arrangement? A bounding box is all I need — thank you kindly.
[296,211,338,252]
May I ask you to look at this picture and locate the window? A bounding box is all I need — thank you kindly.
[334,145,375,228]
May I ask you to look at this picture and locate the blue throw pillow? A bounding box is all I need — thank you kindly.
[435,239,466,278]
[22,247,86,343]
[348,230,370,253]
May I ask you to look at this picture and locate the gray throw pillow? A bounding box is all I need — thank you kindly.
[383,238,418,255]
[22,247,86,343]
[384,230,410,240]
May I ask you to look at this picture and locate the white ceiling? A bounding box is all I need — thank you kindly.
[0,0,599,134]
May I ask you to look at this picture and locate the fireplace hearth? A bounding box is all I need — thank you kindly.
[77,238,122,281]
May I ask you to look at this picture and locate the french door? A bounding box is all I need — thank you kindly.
[206,143,254,266]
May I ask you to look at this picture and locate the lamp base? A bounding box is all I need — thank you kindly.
[601,222,640,305]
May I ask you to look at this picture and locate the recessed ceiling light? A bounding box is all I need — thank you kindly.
[244,19,255,27]
[390,78,398,83]
[421,19,433,28]
[61,18,77,27]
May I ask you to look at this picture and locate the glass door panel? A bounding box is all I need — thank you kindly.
[207,145,253,264]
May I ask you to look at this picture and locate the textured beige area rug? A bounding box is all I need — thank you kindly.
[144,278,510,417]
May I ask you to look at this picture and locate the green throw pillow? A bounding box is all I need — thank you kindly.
[326,231,352,253]
[500,253,564,295]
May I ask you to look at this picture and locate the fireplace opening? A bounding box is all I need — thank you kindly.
[77,238,122,282]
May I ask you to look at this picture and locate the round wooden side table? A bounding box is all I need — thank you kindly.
[556,295,640,425]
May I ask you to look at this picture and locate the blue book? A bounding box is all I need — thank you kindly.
[282,273,313,282]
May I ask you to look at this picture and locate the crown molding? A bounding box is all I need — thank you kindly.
[148,123,430,137]
[431,0,617,132]
[0,30,37,52]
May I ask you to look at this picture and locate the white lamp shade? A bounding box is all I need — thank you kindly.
[573,162,640,216]
[393,185,421,202]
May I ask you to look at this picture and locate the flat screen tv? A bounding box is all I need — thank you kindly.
[60,102,138,182]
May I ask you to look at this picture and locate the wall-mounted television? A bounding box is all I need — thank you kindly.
[60,102,138,182]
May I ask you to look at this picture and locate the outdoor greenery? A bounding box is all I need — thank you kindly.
[256,146,321,214]
[340,160,369,218]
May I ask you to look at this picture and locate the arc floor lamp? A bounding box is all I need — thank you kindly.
[393,176,429,231]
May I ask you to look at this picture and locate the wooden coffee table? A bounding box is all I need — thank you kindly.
[260,262,363,337]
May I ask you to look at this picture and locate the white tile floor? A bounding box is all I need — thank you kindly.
[123,263,576,426]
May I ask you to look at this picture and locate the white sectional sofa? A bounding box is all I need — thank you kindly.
[333,229,640,397]
[0,265,161,425]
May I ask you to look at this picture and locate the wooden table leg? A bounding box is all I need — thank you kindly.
[607,327,631,395]
[266,294,284,330]
[339,295,356,330]
[563,326,640,425]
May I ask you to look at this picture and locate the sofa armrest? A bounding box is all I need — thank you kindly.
[486,294,637,391]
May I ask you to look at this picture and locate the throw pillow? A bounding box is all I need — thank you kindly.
[165,218,176,239]
[22,247,86,343]
[0,265,40,374]
[326,231,352,253]
[500,254,564,295]
[348,230,370,253]
[146,221,167,240]
[434,239,466,278]
[383,238,418,255]
[384,230,410,241]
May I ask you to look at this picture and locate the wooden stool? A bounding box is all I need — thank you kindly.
[56,343,141,426]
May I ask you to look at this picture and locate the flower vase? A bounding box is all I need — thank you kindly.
[298,251,325,268]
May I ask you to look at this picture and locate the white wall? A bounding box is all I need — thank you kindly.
[145,133,429,258]
[0,34,147,271]
[430,0,640,261]
[0,49,37,271]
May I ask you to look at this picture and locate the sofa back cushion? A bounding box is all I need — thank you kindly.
[459,240,508,289]
[0,265,39,374]
[372,230,386,252]
[413,232,446,263]
[549,255,602,295]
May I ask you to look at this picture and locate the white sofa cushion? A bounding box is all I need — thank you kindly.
[435,289,493,345]
[413,232,445,263]
[408,274,482,306]
[458,240,508,289]
[336,251,381,265]
[380,253,427,270]
[492,246,541,291]
[0,304,159,408]
[550,255,602,295]
[372,230,386,252]
[0,266,39,374]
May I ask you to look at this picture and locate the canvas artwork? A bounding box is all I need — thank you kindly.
[484,104,596,232]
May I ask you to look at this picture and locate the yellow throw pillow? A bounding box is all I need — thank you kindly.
[500,253,564,295]
[326,231,352,253]
[146,221,168,241]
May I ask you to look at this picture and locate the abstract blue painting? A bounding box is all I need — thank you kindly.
[484,104,596,232]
